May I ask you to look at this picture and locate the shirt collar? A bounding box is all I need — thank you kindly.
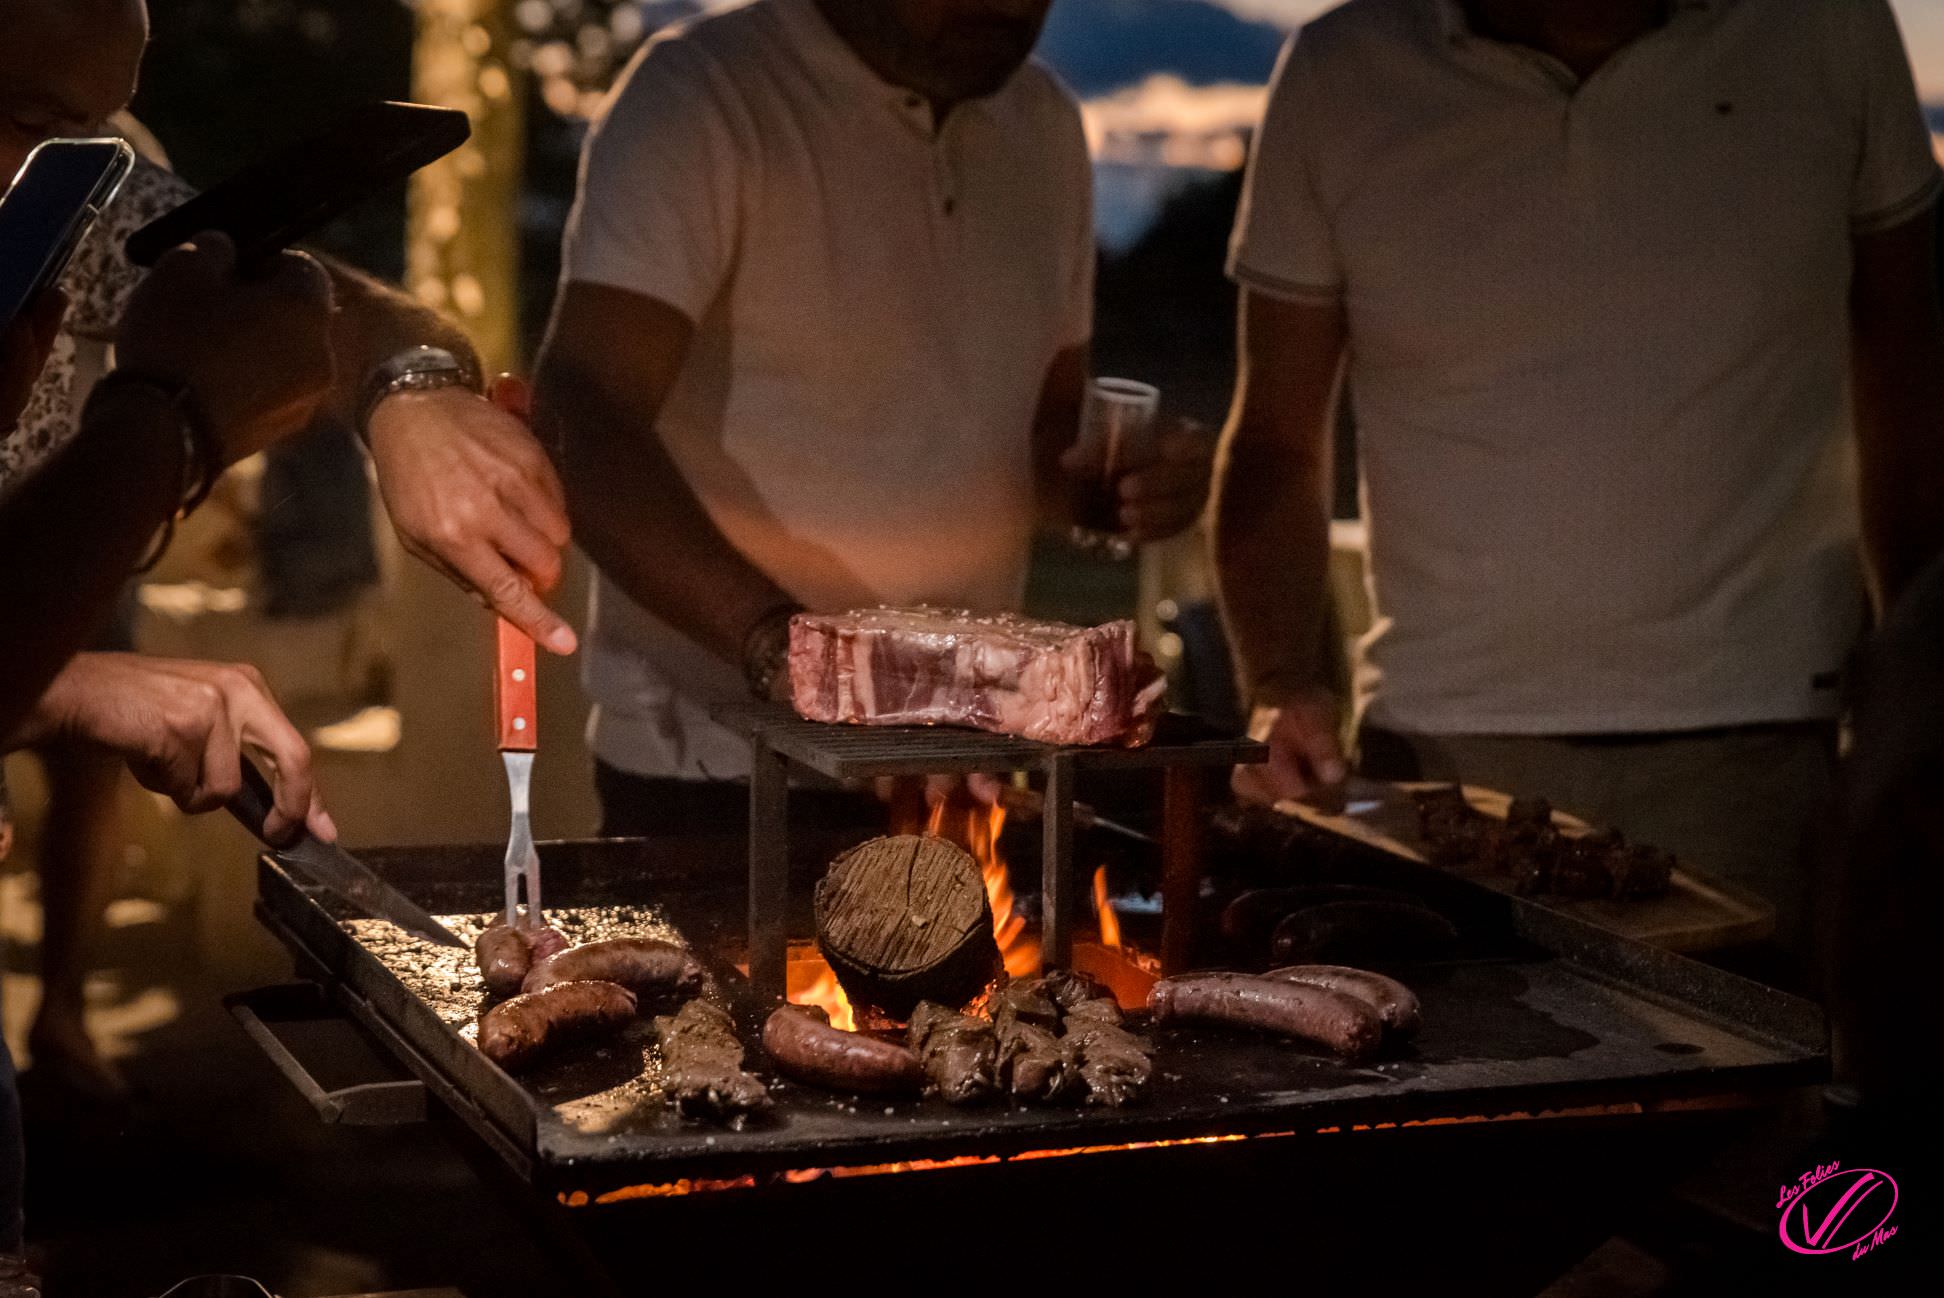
[777,0,1000,126]
[1430,0,1717,47]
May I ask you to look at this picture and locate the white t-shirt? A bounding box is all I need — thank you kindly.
[562,0,1094,779]
[1229,0,1942,736]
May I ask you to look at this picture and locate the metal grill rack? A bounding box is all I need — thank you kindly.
[715,702,1266,1002]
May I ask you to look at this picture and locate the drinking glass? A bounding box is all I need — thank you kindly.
[1068,377,1160,561]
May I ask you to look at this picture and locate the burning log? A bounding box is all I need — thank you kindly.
[814,835,1002,1018]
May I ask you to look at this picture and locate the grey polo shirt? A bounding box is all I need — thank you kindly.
[1230,0,1943,735]
[562,0,1093,779]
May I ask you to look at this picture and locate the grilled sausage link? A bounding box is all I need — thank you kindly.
[762,1005,924,1095]
[522,938,705,998]
[477,979,637,1072]
[1147,972,1383,1061]
[475,919,569,998]
[1265,964,1421,1038]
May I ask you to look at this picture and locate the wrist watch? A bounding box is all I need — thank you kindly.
[360,345,482,433]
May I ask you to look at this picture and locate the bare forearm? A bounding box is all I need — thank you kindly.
[1854,330,1944,608]
[536,356,793,664]
[323,258,480,431]
[1209,412,1335,702]
[0,388,181,737]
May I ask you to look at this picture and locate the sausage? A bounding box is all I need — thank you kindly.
[477,979,637,1072]
[1269,901,1458,967]
[1147,972,1383,1061]
[522,938,705,998]
[761,1005,924,1095]
[1265,964,1421,1038]
[475,919,569,998]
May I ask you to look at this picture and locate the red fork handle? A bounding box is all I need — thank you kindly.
[487,373,539,751]
[496,618,537,751]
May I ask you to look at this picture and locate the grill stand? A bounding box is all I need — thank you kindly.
[719,703,1262,1004]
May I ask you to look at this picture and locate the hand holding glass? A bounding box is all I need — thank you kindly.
[1068,377,1160,560]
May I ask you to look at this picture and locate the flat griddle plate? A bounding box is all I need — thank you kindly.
[255,837,1823,1195]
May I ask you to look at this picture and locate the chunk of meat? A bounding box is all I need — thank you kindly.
[906,1000,998,1105]
[655,999,769,1120]
[789,607,1167,747]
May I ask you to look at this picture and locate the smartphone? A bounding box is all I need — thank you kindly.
[125,101,470,269]
[0,137,136,335]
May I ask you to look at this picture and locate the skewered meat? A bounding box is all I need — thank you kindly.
[1269,900,1458,966]
[655,999,770,1120]
[906,1001,998,1105]
[474,918,567,998]
[1266,964,1422,1038]
[761,1005,923,1096]
[1148,972,1383,1062]
[477,979,636,1072]
[789,607,1167,747]
[523,937,704,999]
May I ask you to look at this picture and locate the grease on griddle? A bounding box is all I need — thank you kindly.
[343,904,691,1037]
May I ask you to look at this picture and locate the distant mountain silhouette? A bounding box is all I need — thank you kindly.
[1038,0,1288,97]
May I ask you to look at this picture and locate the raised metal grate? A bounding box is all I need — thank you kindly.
[713,701,1264,780]
[715,702,1267,1000]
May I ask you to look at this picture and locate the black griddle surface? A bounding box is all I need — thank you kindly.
[257,836,1823,1193]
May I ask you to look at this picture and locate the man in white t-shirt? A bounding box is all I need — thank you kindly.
[536,0,1211,831]
[1214,0,1944,957]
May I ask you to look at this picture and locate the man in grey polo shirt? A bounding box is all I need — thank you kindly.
[1214,0,1944,959]
[536,0,1211,832]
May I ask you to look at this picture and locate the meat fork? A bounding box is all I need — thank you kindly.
[487,374,543,930]
[497,617,542,929]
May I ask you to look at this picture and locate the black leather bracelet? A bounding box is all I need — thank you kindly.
[740,602,805,700]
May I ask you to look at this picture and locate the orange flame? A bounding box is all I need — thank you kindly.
[1092,865,1121,951]
[787,942,855,1031]
[921,794,1041,980]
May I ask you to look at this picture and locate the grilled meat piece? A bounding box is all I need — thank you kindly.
[988,979,1061,1031]
[993,1016,1079,1103]
[1061,1018,1152,1107]
[1611,841,1675,899]
[906,1001,998,1105]
[655,999,770,1120]
[789,607,1167,747]
[477,979,636,1072]
[1413,785,1493,869]
[1036,968,1114,1012]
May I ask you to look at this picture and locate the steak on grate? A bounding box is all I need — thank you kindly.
[788,607,1166,747]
